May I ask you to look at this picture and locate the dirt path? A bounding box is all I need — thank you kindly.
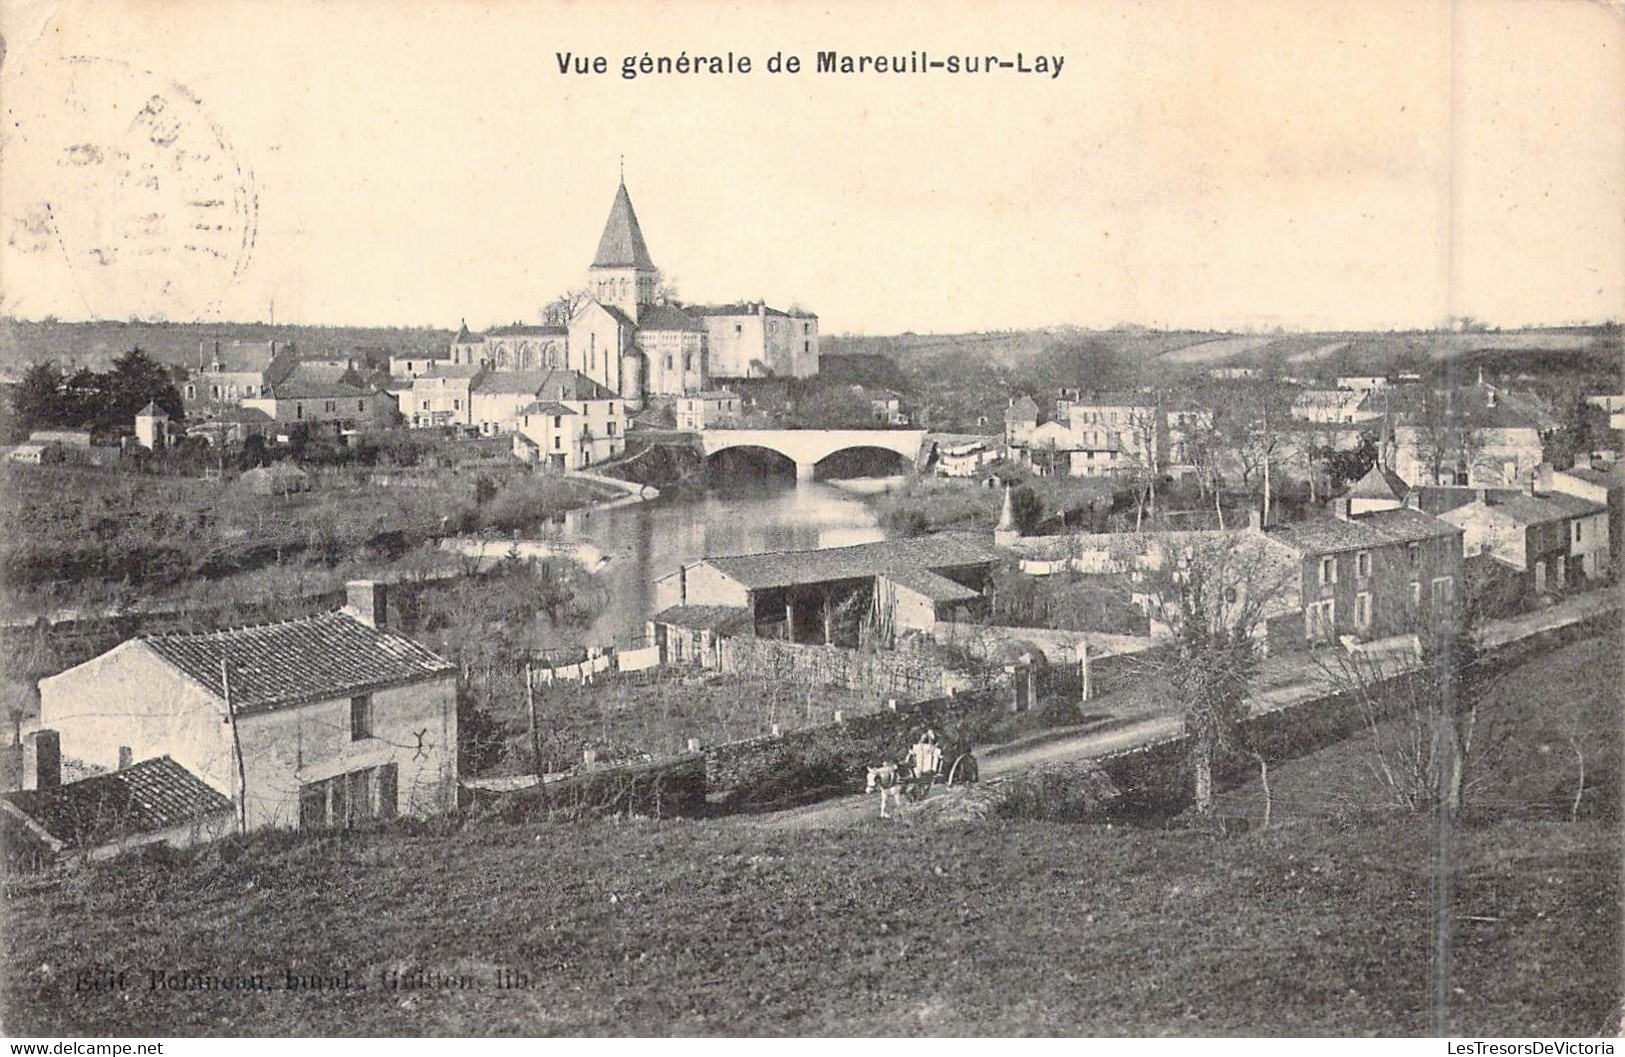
[734,589,1622,832]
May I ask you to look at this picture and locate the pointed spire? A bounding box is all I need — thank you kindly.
[997,484,1016,530]
[591,177,655,270]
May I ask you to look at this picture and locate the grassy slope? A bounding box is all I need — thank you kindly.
[4,637,1618,1037]
[2,816,1615,1036]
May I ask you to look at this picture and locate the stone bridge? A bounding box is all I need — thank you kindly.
[700,428,928,480]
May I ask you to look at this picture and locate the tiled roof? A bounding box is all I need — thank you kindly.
[1347,463,1410,501]
[486,324,567,338]
[206,341,281,373]
[419,364,485,380]
[878,568,982,603]
[473,370,553,395]
[138,610,455,714]
[650,605,753,632]
[1410,485,1522,516]
[519,401,577,416]
[3,757,232,850]
[636,304,705,334]
[702,532,1003,592]
[136,401,166,417]
[686,302,792,318]
[1562,465,1625,488]
[262,378,373,400]
[536,368,616,402]
[689,390,740,401]
[1267,508,1460,555]
[1073,391,1155,409]
[1481,493,1607,525]
[591,181,656,269]
[1005,395,1039,419]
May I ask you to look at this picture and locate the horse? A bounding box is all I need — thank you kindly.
[865,761,906,818]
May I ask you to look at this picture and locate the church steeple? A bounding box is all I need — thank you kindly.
[588,174,658,321]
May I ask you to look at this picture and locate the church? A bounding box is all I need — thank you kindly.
[447,177,821,404]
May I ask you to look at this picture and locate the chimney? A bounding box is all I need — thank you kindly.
[1333,497,1353,521]
[345,580,388,628]
[27,729,60,790]
[118,746,133,770]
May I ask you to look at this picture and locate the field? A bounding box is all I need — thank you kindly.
[2,634,1617,1036]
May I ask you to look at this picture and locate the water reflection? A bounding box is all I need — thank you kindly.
[562,478,900,641]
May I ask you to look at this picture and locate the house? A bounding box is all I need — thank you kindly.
[857,386,911,427]
[3,750,234,867]
[1391,381,1557,487]
[1264,500,1464,646]
[409,364,485,428]
[933,437,1001,478]
[183,340,298,413]
[675,390,743,431]
[389,351,451,379]
[1551,456,1625,562]
[1004,395,1039,446]
[512,371,625,471]
[241,373,393,434]
[1338,376,1389,392]
[1291,389,1379,425]
[31,582,458,833]
[241,461,310,497]
[654,533,1002,644]
[1065,392,1164,464]
[471,370,555,435]
[186,406,275,447]
[1439,484,1610,593]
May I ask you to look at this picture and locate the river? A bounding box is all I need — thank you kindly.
[560,477,902,642]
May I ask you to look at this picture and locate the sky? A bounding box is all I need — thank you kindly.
[1,0,1621,335]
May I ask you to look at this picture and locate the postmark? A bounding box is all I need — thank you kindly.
[3,55,258,321]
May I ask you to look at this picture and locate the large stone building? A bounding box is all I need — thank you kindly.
[443,177,821,404]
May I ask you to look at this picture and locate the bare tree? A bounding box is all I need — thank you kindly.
[1134,533,1298,815]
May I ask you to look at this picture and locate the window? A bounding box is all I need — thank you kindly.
[553,415,562,428]
[422,400,430,411]
[1575,521,1584,544]
[185,384,196,400]
[1411,581,1422,608]
[298,763,397,829]
[1355,592,1372,629]
[607,402,614,415]
[1318,556,1338,586]
[803,322,811,335]
[803,341,810,353]
[245,386,256,398]
[296,404,303,420]
[453,399,461,410]
[211,385,221,399]
[554,435,562,450]
[1431,576,1455,608]
[684,352,693,371]
[607,422,617,436]
[358,400,365,412]
[665,355,674,371]
[350,694,372,740]
[1306,599,1336,642]
[735,324,743,336]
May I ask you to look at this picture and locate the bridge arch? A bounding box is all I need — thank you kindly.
[700,429,927,481]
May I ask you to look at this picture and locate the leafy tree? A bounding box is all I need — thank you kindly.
[1009,484,1045,534]
[11,363,67,431]
[238,434,269,471]
[473,475,499,506]
[108,347,184,423]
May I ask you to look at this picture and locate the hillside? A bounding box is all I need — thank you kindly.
[0,319,456,375]
[3,635,1618,1037]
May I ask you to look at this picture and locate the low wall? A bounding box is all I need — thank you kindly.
[700,693,991,807]
[716,636,974,700]
[465,754,706,820]
[932,622,1168,698]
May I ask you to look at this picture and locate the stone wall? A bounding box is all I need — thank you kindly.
[716,636,975,700]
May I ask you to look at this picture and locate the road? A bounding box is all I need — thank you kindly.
[743,587,1621,830]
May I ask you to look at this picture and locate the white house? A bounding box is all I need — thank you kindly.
[31,582,458,832]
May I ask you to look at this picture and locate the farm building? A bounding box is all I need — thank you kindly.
[653,533,1002,644]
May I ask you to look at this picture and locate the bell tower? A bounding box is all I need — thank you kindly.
[588,171,658,323]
